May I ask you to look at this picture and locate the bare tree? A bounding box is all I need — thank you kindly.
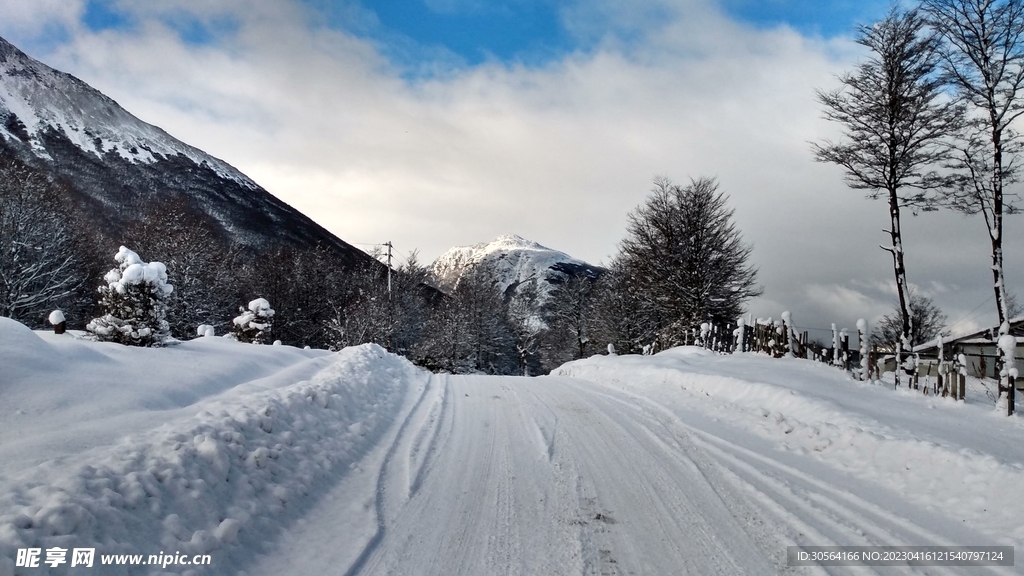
[0,158,90,326]
[871,293,951,351]
[415,265,515,374]
[587,261,661,355]
[506,280,543,376]
[543,274,598,361]
[617,176,761,348]
[125,197,239,338]
[813,7,960,374]
[330,250,431,355]
[922,0,1024,337]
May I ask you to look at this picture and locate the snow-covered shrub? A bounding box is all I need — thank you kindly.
[197,324,216,337]
[231,298,274,344]
[86,246,174,346]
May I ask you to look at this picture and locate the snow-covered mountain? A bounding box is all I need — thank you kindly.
[0,35,365,264]
[429,234,603,300]
[0,39,253,187]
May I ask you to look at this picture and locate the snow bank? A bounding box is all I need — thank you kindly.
[556,349,1024,546]
[0,343,422,575]
[0,317,57,384]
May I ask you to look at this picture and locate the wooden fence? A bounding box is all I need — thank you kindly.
[686,318,1016,416]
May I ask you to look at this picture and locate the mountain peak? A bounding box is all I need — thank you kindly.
[488,233,548,251]
[429,234,602,297]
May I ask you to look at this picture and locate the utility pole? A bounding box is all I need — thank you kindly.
[384,241,393,300]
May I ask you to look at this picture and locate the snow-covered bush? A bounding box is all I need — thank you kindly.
[86,246,174,346]
[231,298,275,344]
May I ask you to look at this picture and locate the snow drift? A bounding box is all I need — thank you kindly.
[0,318,424,575]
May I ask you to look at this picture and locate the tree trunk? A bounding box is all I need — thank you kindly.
[991,128,1013,414]
[887,188,913,387]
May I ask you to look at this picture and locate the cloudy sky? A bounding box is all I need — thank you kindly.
[2,0,1021,341]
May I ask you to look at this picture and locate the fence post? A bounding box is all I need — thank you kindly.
[831,324,839,366]
[840,329,850,372]
[1008,376,1016,417]
[735,318,746,353]
[857,319,868,380]
[894,342,902,389]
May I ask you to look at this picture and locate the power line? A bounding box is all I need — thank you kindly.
[946,294,994,332]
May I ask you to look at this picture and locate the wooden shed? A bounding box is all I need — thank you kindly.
[913,317,1024,379]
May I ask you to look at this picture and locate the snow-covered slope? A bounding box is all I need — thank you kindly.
[0,35,367,263]
[429,234,602,299]
[0,318,420,575]
[4,319,1023,574]
[0,37,253,189]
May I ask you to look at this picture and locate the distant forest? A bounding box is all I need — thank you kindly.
[1,152,761,376]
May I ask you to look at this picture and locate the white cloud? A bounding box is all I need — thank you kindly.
[1,0,1021,336]
[0,0,85,34]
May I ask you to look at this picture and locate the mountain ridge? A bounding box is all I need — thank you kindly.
[0,34,367,265]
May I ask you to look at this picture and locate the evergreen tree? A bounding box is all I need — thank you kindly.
[86,246,173,346]
[231,297,275,344]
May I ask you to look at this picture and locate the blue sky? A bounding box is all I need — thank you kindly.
[354,0,890,68]
[70,0,890,70]
[721,0,890,38]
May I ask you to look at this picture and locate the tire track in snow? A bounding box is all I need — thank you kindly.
[559,378,1011,576]
[409,374,451,496]
[341,373,438,576]
[545,381,781,575]
[520,385,559,461]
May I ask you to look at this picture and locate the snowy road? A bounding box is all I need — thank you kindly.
[3,328,1018,576]
[248,369,1013,576]
[250,374,779,575]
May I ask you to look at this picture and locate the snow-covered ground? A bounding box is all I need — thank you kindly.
[1,318,1021,575]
